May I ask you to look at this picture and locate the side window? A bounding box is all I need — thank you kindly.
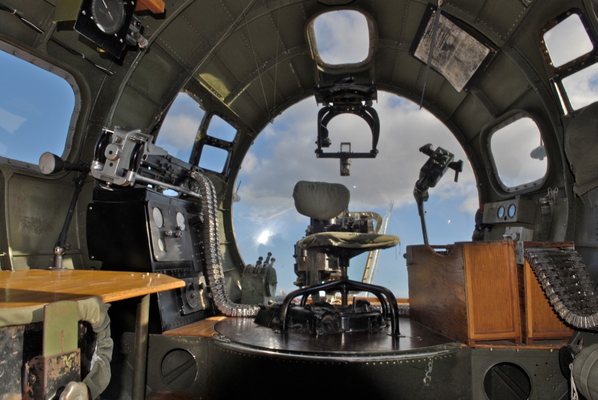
[490,116,547,190]
[0,47,76,164]
[156,92,205,162]
[198,114,235,173]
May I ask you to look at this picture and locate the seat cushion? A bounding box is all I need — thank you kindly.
[298,231,400,250]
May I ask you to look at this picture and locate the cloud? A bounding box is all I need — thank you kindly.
[155,92,204,156]
[562,63,598,110]
[158,113,201,150]
[0,107,26,134]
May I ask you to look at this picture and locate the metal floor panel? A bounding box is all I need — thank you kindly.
[214,316,460,357]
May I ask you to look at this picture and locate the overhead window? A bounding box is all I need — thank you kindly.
[308,10,372,66]
[414,12,491,92]
[0,47,76,165]
[207,115,237,142]
[543,13,593,68]
[490,116,547,190]
[156,92,205,162]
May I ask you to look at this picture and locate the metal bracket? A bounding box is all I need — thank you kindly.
[22,301,81,399]
[503,226,534,264]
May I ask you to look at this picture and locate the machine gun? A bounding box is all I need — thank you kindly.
[91,127,200,198]
[413,143,463,246]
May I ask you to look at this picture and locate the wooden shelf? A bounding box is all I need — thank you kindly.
[0,269,184,307]
[163,316,226,337]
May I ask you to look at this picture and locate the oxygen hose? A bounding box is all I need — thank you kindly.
[191,170,260,317]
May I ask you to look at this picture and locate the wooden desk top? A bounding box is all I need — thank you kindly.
[0,269,185,308]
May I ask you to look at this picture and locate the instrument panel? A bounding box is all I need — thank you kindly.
[482,197,535,224]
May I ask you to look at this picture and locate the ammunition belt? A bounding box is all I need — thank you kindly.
[191,170,260,317]
[524,245,598,329]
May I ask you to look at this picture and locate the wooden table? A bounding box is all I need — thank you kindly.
[0,269,184,400]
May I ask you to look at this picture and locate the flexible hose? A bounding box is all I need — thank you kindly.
[191,170,260,317]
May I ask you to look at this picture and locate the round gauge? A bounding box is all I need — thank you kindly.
[91,0,126,35]
[507,203,517,219]
[152,207,163,228]
[176,212,186,231]
[497,206,506,220]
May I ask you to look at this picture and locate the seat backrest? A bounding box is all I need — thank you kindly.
[293,181,350,220]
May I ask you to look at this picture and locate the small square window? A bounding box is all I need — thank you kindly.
[207,115,237,142]
[199,145,229,173]
[490,117,547,189]
[543,13,593,68]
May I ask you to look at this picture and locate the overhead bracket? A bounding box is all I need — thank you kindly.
[314,77,380,176]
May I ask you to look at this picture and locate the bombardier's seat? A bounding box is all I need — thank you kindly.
[278,180,401,335]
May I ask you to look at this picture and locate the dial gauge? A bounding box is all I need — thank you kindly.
[497,206,505,220]
[91,0,126,35]
[507,203,517,219]
[176,212,186,231]
[152,207,163,228]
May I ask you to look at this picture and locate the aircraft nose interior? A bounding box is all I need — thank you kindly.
[2,0,598,399]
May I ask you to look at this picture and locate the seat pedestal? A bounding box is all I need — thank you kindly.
[256,261,401,336]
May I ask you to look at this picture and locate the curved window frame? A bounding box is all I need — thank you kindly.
[485,111,548,194]
[0,41,81,169]
[306,8,377,72]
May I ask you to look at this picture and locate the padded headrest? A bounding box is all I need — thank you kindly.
[293,181,350,220]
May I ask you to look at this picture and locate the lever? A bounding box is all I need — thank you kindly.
[38,152,89,269]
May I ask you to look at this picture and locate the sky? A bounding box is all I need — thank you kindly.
[0,8,596,298]
[0,50,75,162]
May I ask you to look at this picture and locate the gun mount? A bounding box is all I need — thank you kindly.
[314,78,380,176]
[414,143,463,246]
[91,127,201,198]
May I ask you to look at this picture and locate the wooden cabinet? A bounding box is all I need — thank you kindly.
[407,241,522,344]
[407,241,573,345]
